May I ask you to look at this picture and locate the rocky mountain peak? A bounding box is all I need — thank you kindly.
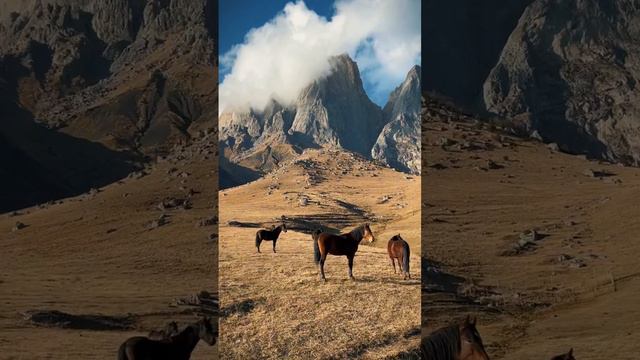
[372,65,421,174]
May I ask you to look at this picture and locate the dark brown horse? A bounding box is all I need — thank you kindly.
[313,224,375,281]
[117,317,217,360]
[255,217,287,253]
[147,321,179,340]
[551,348,575,360]
[422,316,490,360]
[387,234,411,279]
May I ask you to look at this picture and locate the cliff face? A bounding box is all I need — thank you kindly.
[372,66,421,174]
[423,0,640,165]
[483,0,640,164]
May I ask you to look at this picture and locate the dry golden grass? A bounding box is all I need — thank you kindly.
[219,149,421,359]
[423,113,640,359]
[0,140,217,359]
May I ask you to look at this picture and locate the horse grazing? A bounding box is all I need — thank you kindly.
[551,348,575,360]
[313,224,375,281]
[147,321,179,340]
[422,316,490,360]
[117,317,217,360]
[255,217,287,253]
[387,234,411,279]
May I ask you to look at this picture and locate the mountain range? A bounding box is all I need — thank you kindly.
[0,0,217,212]
[219,54,421,187]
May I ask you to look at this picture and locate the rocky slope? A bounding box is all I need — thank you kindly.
[220,54,420,185]
[0,0,217,212]
[371,65,421,174]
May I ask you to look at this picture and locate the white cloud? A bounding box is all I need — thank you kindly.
[219,0,421,114]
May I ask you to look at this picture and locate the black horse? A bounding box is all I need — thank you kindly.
[255,217,287,253]
[117,317,217,360]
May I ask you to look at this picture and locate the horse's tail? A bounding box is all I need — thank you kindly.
[117,342,128,360]
[402,243,410,275]
[313,233,321,264]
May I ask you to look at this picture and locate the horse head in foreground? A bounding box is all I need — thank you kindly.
[313,223,375,281]
[387,234,411,279]
[147,321,180,340]
[118,316,217,360]
[422,316,490,360]
[255,216,287,253]
[551,348,575,360]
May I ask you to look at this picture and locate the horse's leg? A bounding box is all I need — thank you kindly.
[348,255,354,280]
[273,238,277,253]
[256,237,262,253]
[390,257,396,273]
[320,254,327,281]
[397,255,404,276]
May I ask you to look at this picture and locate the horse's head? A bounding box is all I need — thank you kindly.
[551,348,575,360]
[198,316,218,346]
[363,223,375,243]
[459,316,490,360]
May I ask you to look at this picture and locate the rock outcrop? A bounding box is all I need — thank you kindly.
[424,0,640,165]
[483,0,640,164]
[372,65,421,174]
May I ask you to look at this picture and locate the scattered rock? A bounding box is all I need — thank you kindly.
[377,195,391,204]
[486,160,503,169]
[547,143,560,152]
[148,214,169,229]
[429,163,448,170]
[197,216,218,227]
[12,221,26,231]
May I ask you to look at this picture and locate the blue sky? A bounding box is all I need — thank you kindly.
[219,0,421,111]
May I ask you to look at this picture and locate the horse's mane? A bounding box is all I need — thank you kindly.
[422,324,461,360]
[348,225,366,239]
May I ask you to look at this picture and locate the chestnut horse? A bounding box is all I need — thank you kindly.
[387,234,411,279]
[422,316,490,360]
[255,217,287,253]
[313,224,375,281]
[117,317,217,360]
[551,348,575,360]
